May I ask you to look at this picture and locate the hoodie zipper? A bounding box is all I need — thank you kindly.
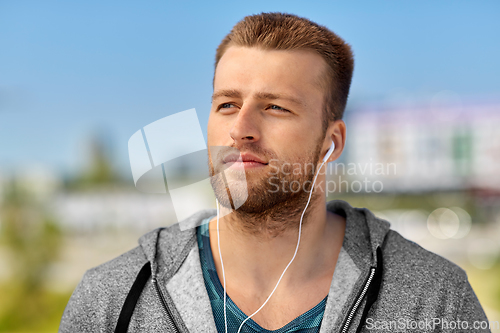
[152,277,180,332]
[341,267,376,333]
[151,265,376,333]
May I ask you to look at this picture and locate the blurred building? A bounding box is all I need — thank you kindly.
[339,97,500,272]
[345,98,500,192]
[50,191,178,233]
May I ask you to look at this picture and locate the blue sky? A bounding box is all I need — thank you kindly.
[1,0,499,177]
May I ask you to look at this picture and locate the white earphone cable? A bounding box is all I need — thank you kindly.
[216,200,228,333]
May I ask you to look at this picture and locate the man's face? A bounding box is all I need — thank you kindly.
[207,46,329,214]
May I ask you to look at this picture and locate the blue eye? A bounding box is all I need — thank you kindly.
[270,105,289,112]
[217,103,238,114]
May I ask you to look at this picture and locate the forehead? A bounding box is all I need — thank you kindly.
[213,46,327,105]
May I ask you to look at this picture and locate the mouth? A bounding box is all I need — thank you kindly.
[223,152,268,167]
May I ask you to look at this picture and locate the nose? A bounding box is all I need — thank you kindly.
[229,105,260,144]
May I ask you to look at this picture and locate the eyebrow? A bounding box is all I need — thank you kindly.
[212,89,305,107]
[211,89,242,101]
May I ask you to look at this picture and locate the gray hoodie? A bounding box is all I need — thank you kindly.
[59,200,491,332]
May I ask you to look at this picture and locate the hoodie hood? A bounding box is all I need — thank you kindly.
[327,200,390,269]
[138,209,217,279]
[138,200,390,281]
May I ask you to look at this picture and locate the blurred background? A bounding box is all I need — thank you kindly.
[1,0,499,331]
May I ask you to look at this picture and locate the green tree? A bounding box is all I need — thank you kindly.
[0,178,65,331]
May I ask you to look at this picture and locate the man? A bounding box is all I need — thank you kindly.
[60,13,490,333]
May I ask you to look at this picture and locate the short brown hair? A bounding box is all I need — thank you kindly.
[215,12,354,122]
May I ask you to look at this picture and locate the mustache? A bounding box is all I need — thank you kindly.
[211,144,278,165]
[208,144,278,177]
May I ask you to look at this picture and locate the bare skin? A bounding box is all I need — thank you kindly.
[206,46,347,330]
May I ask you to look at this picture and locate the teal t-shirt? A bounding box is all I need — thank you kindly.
[197,219,327,333]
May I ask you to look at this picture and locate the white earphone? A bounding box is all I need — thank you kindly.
[323,141,335,162]
[217,140,335,333]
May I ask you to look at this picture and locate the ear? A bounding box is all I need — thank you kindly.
[324,119,346,163]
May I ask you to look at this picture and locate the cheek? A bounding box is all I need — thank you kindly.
[207,114,228,146]
[271,123,320,156]
[206,128,217,147]
[267,122,303,144]
[206,116,216,144]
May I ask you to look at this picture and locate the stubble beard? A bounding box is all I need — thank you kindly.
[208,139,324,238]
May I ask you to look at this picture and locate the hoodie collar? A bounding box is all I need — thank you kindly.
[139,200,390,279]
[138,209,217,279]
[327,200,390,269]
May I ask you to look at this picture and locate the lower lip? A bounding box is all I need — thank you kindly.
[226,161,267,169]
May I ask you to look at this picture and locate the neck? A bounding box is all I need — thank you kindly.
[225,187,321,239]
[209,188,345,296]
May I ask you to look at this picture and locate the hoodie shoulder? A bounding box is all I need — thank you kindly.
[377,229,488,324]
[59,245,148,333]
[90,245,148,276]
[383,229,466,281]
[332,199,488,323]
[60,210,217,332]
